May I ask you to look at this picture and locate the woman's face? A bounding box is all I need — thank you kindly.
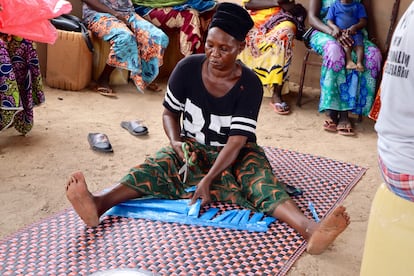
[204,27,244,71]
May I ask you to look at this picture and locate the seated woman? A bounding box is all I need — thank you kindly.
[0,34,45,135]
[132,0,217,57]
[238,0,306,115]
[82,0,169,96]
[308,0,382,135]
[66,2,350,256]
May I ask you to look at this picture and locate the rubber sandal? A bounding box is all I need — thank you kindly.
[269,102,290,115]
[323,120,337,132]
[121,121,148,136]
[87,133,113,152]
[146,82,162,92]
[337,122,356,136]
[96,86,116,97]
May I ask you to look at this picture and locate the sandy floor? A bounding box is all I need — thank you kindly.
[0,80,382,275]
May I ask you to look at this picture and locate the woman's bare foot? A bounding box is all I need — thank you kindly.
[306,205,350,255]
[65,171,100,227]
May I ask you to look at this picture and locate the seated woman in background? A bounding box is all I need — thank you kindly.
[308,0,382,136]
[132,0,217,57]
[82,0,169,96]
[238,0,306,115]
[0,34,45,135]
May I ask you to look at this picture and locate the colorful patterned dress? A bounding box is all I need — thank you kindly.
[309,0,382,116]
[0,35,45,135]
[133,0,217,56]
[83,0,169,91]
[237,3,296,96]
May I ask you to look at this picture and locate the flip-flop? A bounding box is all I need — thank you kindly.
[146,82,162,92]
[96,86,116,97]
[121,121,148,136]
[269,102,290,115]
[337,122,356,136]
[323,120,337,132]
[87,133,113,152]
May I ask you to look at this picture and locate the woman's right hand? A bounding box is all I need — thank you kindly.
[337,30,354,48]
[171,140,186,162]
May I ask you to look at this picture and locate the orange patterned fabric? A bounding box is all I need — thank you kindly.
[368,88,381,121]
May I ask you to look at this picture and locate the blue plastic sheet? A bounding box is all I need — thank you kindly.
[103,198,276,232]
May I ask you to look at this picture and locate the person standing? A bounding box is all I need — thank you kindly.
[360,1,414,275]
[0,34,45,134]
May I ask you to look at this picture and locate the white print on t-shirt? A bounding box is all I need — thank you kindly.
[384,49,410,78]
[383,4,413,79]
[182,99,206,143]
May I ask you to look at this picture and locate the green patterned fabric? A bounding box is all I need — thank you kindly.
[121,139,290,214]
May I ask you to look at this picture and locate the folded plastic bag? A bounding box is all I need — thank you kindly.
[0,0,72,43]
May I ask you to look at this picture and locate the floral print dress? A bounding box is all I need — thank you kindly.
[309,0,382,116]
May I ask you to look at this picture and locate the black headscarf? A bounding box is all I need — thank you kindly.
[208,2,254,42]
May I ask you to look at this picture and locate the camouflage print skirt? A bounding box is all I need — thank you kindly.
[120,139,290,214]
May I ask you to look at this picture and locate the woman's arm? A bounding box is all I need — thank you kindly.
[327,19,341,38]
[190,135,248,206]
[308,0,332,34]
[162,108,187,161]
[361,0,376,39]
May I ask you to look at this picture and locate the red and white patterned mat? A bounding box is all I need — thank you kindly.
[0,146,367,275]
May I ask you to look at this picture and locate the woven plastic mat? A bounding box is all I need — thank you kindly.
[0,146,367,276]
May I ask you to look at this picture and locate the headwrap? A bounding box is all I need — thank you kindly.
[208,2,254,42]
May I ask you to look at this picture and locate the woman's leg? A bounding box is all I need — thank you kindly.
[88,14,136,94]
[65,171,141,227]
[96,64,115,95]
[233,144,350,254]
[128,12,168,91]
[66,146,186,227]
[337,111,355,136]
[271,84,290,114]
[272,200,350,254]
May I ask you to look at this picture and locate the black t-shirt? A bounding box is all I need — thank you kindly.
[163,54,263,146]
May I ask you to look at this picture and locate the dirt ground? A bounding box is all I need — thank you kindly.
[0,79,382,275]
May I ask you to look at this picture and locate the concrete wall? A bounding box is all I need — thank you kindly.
[38,0,412,88]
